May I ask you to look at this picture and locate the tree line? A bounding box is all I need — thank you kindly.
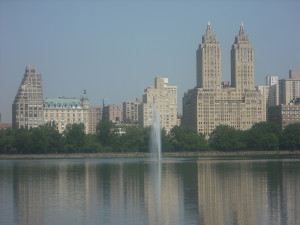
[0,121,300,154]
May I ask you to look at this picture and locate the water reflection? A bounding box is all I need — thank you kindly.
[0,158,299,225]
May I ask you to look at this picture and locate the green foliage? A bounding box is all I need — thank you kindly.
[245,122,280,151]
[1,121,300,154]
[0,129,17,154]
[209,125,246,151]
[63,123,85,152]
[170,126,208,152]
[280,123,300,150]
[118,126,150,152]
[96,120,117,148]
[82,135,104,153]
[14,129,33,153]
[161,128,173,152]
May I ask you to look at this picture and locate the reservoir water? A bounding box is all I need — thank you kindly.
[0,156,300,225]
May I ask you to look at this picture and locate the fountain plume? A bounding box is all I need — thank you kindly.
[150,109,161,161]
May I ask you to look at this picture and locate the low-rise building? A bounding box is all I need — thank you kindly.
[0,123,12,130]
[268,98,300,130]
[44,91,89,133]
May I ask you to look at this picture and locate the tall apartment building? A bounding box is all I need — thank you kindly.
[44,91,89,133]
[89,106,103,134]
[279,70,300,104]
[139,78,177,132]
[256,86,269,121]
[266,76,279,107]
[231,23,255,91]
[102,104,123,123]
[196,21,221,90]
[12,65,44,129]
[182,23,263,136]
[123,99,142,124]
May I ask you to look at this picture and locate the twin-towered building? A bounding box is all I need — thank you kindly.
[182,23,264,135]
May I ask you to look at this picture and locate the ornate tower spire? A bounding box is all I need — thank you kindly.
[231,23,255,90]
[207,21,211,31]
[239,22,244,35]
[197,22,221,89]
[202,21,217,44]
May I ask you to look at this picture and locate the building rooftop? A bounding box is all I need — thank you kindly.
[44,98,82,107]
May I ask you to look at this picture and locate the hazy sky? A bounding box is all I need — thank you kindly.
[0,0,299,123]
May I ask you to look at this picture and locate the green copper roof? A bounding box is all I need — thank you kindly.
[44,98,82,107]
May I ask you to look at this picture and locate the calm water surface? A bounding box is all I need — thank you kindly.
[0,156,300,225]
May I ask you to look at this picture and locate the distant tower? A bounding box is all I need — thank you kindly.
[231,23,255,90]
[196,22,222,89]
[266,75,279,108]
[12,65,44,129]
[266,76,278,87]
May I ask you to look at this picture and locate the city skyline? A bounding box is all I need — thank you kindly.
[1,0,300,123]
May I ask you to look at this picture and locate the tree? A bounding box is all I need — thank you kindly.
[0,129,17,154]
[116,126,149,152]
[30,128,47,153]
[280,123,300,150]
[40,122,63,153]
[245,122,281,151]
[209,125,246,151]
[83,134,104,153]
[96,120,117,149]
[63,123,85,152]
[14,129,33,153]
[161,128,173,152]
[170,126,208,152]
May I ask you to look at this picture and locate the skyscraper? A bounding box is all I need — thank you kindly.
[139,78,178,132]
[231,23,255,91]
[12,65,44,129]
[265,76,279,120]
[196,22,221,89]
[183,23,263,136]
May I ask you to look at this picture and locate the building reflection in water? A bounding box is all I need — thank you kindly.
[1,158,299,225]
[197,159,300,225]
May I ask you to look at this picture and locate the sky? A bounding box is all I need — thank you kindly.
[0,0,300,123]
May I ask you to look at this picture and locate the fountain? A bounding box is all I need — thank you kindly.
[150,109,162,161]
[149,109,162,224]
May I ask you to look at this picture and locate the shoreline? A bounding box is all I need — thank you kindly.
[1,150,300,159]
